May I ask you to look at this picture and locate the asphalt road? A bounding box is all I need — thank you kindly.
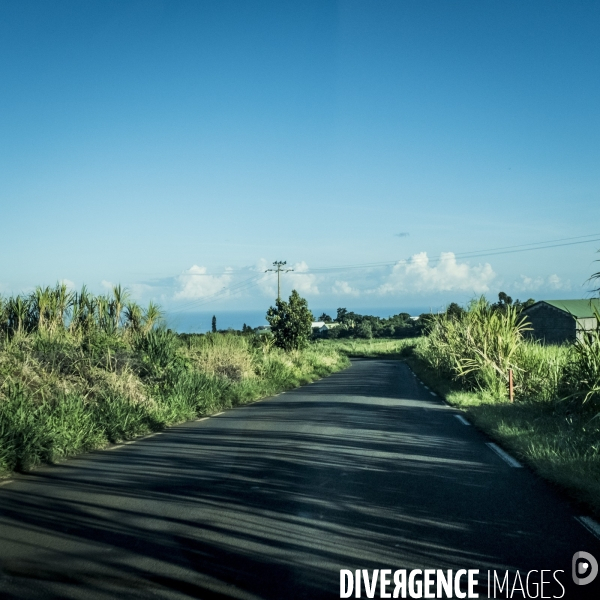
[0,359,599,599]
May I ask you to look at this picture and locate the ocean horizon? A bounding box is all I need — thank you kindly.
[165,306,432,334]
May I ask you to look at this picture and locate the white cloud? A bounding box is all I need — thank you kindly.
[128,283,154,300]
[60,279,76,291]
[332,280,360,296]
[378,252,495,295]
[175,265,232,300]
[101,280,114,291]
[255,259,278,297]
[548,274,570,290]
[288,261,319,295]
[513,273,571,293]
[256,259,319,297]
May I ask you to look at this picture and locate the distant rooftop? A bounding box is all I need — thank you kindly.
[525,299,600,319]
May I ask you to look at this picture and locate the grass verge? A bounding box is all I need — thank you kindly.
[318,337,419,359]
[321,336,600,517]
[0,331,349,475]
[404,351,600,518]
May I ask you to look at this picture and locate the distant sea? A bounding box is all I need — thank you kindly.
[165,306,430,334]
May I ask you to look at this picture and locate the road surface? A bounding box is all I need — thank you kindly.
[0,359,599,599]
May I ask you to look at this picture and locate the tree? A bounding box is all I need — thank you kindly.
[492,292,513,313]
[335,308,348,323]
[266,290,313,351]
[356,321,373,339]
[492,292,535,314]
[211,315,217,333]
[514,298,536,312]
[318,312,333,323]
[445,302,465,320]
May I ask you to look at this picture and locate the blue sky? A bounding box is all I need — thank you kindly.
[1,0,599,319]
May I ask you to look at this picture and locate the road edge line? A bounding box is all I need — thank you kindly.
[575,516,600,541]
[486,442,523,468]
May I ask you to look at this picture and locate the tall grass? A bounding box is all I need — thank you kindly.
[562,311,600,410]
[416,297,600,410]
[0,286,349,475]
[321,337,418,359]
[409,297,600,514]
[0,282,161,338]
[417,297,533,397]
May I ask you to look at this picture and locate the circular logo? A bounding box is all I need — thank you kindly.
[572,551,598,585]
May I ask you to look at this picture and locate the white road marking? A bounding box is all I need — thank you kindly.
[486,443,522,468]
[575,516,600,541]
[429,391,437,397]
[212,412,224,416]
[196,417,209,422]
[454,415,471,426]
[0,480,13,486]
[107,445,124,451]
[423,385,429,389]
[124,441,135,445]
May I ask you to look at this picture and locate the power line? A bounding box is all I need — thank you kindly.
[169,274,264,313]
[165,233,600,311]
[163,233,600,278]
[303,234,600,274]
[265,261,293,301]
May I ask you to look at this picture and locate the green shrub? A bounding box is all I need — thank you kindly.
[0,312,348,476]
[266,290,313,351]
[417,297,530,398]
[562,325,600,411]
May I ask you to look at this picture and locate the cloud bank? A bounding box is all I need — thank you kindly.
[378,252,495,295]
[175,265,232,299]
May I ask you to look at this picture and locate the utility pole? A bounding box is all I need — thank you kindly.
[265,260,294,302]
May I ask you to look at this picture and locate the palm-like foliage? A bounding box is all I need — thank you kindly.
[424,297,531,397]
[124,302,143,333]
[143,302,163,334]
[1,283,160,339]
[111,284,130,331]
[6,295,32,335]
[563,306,600,408]
[589,249,600,294]
[30,284,74,333]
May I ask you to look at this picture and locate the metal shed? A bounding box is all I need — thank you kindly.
[521,299,600,344]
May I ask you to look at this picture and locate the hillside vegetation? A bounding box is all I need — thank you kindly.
[0,284,348,474]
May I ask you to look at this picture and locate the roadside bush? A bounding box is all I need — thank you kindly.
[507,342,568,402]
[186,333,254,381]
[356,321,373,339]
[418,297,600,412]
[562,325,600,411]
[266,290,313,351]
[418,297,531,398]
[134,328,180,377]
[0,294,349,476]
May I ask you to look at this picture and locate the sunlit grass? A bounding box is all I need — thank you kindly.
[406,354,600,516]
[319,337,420,359]
[0,291,349,475]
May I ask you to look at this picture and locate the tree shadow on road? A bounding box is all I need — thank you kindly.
[0,361,592,599]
